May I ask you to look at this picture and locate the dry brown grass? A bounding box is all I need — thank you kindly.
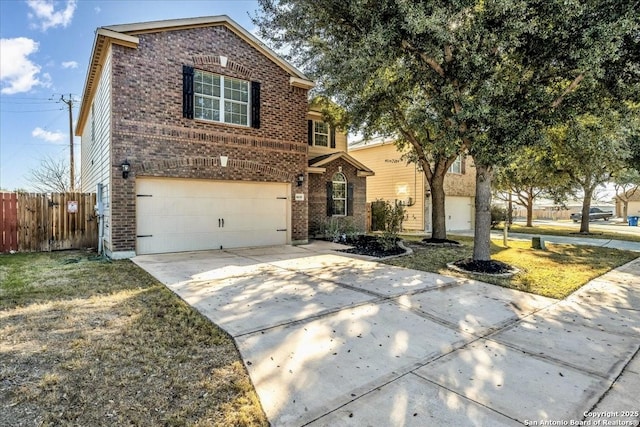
[0,251,267,427]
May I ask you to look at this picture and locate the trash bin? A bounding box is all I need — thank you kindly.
[629,216,639,226]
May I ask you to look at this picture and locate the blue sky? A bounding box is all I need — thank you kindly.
[0,0,259,191]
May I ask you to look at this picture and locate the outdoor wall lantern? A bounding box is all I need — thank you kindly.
[220,155,229,167]
[297,174,305,186]
[121,159,131,179]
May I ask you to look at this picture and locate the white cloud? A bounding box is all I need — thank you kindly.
[27,0,77,31]
[94,6,101,13]
[0,37,51,94]
[32,127,65,143]
[61,60,78,69]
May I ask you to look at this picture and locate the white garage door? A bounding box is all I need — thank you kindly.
[136,178,289,255]
[445,196,473,231]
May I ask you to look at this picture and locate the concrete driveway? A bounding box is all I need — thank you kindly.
[133,242,640,427]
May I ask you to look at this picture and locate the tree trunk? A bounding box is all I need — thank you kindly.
[580,189,593,233]
[473,164,493,261]
[623,202,628,222]
[507,191,513,227]
[429,172,447,240]
[526,192,534,227]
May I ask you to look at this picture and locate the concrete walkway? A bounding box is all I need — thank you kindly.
[133,242,640,426]
[453,230,640,252]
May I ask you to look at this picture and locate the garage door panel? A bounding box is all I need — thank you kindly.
[136,178,290,255]
[445,196,472,231]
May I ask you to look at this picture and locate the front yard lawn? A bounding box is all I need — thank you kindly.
[0,251,267,427]
[390,236,639,299]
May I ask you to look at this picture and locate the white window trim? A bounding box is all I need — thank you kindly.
[194,70,250,127]
[332,172,347,216]
[312,120,330,147]
[448,155,462,174]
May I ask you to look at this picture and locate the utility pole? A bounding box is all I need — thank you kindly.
[60,94,75,191]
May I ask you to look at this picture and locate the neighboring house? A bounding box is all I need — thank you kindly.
[349,137,476,232]
[615,189,640,219]
[77,16,372,258]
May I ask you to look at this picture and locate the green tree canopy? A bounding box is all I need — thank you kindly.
[550,112,632,232]
[255,0,639,260]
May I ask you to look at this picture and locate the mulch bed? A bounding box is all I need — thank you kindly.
[421,237,462,247]
[337,235,406,258]
[452,258,517,275]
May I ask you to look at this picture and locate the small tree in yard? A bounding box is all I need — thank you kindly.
[613,169,640,222]
[26,155,79,193]
[493,145,569,227]
[549,112,632,233]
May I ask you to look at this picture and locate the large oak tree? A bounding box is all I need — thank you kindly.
[255,0,639,261]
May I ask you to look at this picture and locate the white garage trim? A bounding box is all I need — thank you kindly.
[136,177,291,255]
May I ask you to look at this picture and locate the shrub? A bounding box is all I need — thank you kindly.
[491,205,507,229]
[378,200,405,251]
[323,217,360,243]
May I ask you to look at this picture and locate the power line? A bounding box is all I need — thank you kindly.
[0,108,65,113]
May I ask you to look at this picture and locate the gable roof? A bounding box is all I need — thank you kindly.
[348,135,397,151]
[308,153,375,177]
[75,15,314,136]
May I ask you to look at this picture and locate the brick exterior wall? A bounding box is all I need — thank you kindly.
[308,159,367,237]
[108,25,310,252]
[443,156,476,197]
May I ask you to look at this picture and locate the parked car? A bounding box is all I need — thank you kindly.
[570,207,613,222]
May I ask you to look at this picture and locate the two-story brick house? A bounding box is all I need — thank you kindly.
[77,16,372,258]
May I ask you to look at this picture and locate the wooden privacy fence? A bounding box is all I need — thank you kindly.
[0,192,98,253]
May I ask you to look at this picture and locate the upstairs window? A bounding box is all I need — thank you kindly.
[313,122,329,147]
[194,70,249,126]
[183,66,260,128]
[308,120,336,148]
[448,155,463,174]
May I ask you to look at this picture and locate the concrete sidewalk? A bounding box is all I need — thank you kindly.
[134,242,640,426]
[455,230,640,252]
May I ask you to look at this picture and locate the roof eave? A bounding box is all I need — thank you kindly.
[75,30,140,136]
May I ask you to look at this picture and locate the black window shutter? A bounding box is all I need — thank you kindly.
[182,65,194,119]
[347,183,354,216]
[308,120,314,146]
[330,126,336,148]
[461,156,466,174]
[251,81,261,129]
[326,181,333,216]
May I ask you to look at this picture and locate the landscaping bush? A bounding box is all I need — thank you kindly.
[323,217,360,243]
[491,205,507,229]
[378,200,405,251]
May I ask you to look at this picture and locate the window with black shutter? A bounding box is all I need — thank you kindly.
[182,65,194,119]
[309,120,333,147]
[251,81,260,129]
[184,68,257,127]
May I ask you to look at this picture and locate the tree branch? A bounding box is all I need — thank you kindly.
[401,40,445,77]
[551,73,584,109]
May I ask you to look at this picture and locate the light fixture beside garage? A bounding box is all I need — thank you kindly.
[121,159,131,179]
[297,174,304,186]
[220,155,229,167]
